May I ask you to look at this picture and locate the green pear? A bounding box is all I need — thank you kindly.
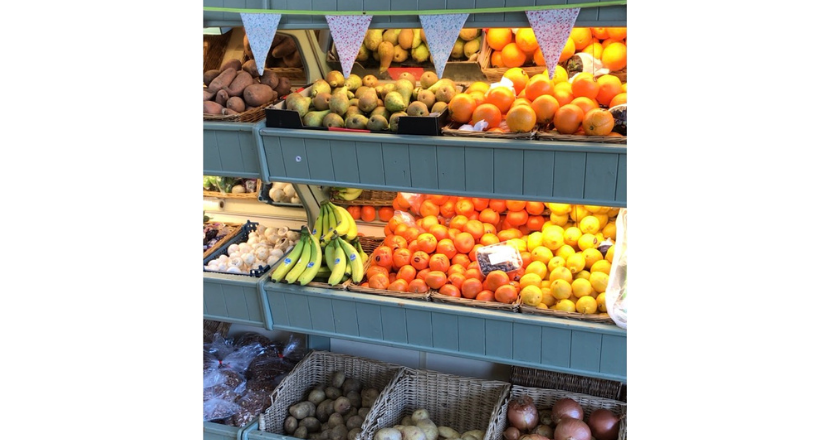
[388,111,407,132]
[451,38,465,59]
[344,105,362,118]
[345,114,369,130]
[328,93,351,116]
[322,112,345,128]
[416,89,436,110]
[463,37,481,59]
[384,91,407,113]
[398,72,417,89]
[364,29,383,51]
[370,106,391,121]
[419,71,438,89]
[411,43,430,63]
[286,94,312,118]
[394,78,414,104]
[302,109,331,127]
[326,70,346,88]
[406,101,429,117]
[310,79,331,97]
[312,92,332,111]
[367,114,389,131]
[344,74,363,91]
[431,101,448,114]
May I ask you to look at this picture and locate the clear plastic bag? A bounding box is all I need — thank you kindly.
[605,208,627,329]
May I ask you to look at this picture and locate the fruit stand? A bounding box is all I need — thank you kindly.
[203,2,627,440]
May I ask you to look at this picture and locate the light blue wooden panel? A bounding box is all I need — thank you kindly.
[492,149,524,196]
[204,278,266,326]
[356,143,386,185]
[307,296,337,333]
[260,136,287,178]
[331,299,360,336]
[552,151,586,200]
[570,331,602,372]
[512,323,542,364]
[305,139,336,181]
[469,0,506,23]
[382,143,412,187]
[330,140,361,182]
[600,334,627,377]
[355,302,384,339]
[584,152,619,203]
[465,147,494,193]
[365,0,392,26]
[457,315,486,355]
[437,146,466,192]
[284,293,313,328]
[484,319,513,360]
[523,150,555,197]
[279,137,311,179]
[540,326,572,368]
[405,309,433,347]
[266,287,290,326]
[204,124,261,177]
[615,154,627,204]
[203,421,240,440]
[431,312,459,351]
[409,145,439,189]
[390,0,420,25]
[380,307,408,343]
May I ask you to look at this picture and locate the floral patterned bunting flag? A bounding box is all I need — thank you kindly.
[419,13,470,78]
[326,14,374,79]
[240,13,283,76]
[525,8,580,79]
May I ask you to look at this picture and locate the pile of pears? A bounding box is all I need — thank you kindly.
[282,69,459,132]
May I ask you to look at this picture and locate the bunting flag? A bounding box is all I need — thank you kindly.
[525,8,580,80]
[325,14,374,79]
[419,13,469,79]
[240,13,282,76]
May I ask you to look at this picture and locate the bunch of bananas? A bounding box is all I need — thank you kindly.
[269,226,322,286]
[331,187,363,201]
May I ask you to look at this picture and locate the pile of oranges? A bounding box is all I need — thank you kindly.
[361,193,619,315]
[486,26,627,73]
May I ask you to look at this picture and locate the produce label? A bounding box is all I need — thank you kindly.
[240,13,283,76]
[325,14,374,79]
[418,13,470,79]
[525,8,580,80]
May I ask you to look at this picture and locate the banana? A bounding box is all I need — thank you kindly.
[270,236,305,282]
[337,187,363,201]
[333,203,359,241]
[328,241,347,285]
[337,236,365,284]
[324,203,355,243]
[315,265,332,279]
[311,205,326,241]
[323,203,338,239]
[324,238,338,272]
[355,240,369,264]
[297,230,322,286]
[285,232,313,284]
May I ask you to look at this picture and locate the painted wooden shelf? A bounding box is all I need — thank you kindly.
[204,120,268,179]
[204,0,626,29]
[259,128,627,207]
[204,271,273,328]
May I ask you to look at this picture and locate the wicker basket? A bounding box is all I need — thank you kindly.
[203,221,243,259]
[258,351,406,435]
[431,291,519,313]
[478,35,546,83]
[203,32,233,72]
[442,123,537,140]
[510,366,623,401]
[358,368,511,440]
[518,296,615,324]
[330,189,398,207]
[203,179,263,199]
[536,130,626,145]
[346,236,431,301]
[493,385,627,440]
[204,97,281,123]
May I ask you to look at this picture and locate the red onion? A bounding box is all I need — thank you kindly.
[587,409,620,440]
[553,418,591,440]
[508,395,539,431]
[550,398,584,425]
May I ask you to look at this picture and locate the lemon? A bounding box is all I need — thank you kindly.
[607,207,621,217]
[575,295,598,314]
[525,260,548,279]
[519,273,543,289]
[552,65,569,84]
[595,232,605,242]
[530,246,554,265]
[590,259,611,275]
[578,216,601,235]
[547,256,566,272]
[549,266,573,283]
[526,231,543,252]
[547,202,571,215]
[507,238,527,252]
[548,212,569,227]
[602,222,616,241]
[589,271,609,293]
[541,228,564,250]
[536,302,549,309]
[554,298,576,312]
[582,248,603,269]
[577,233,599,251]
[569,205,591,222]
[575,270,591,281]
[540,287,556,307]
[555,244,576,260]
[520,285,543,306]
[605,245,615,263]
[594,213,609,229]
[540,279,552,289]
[550,279,572,300]
[563,227,582,248]
[566,252,586,274]
[596,292,607,312]
[583,205,611,214]
[571,278,594,298]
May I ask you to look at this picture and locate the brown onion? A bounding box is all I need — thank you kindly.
[587,409,620,440]
[550,398,584,425]
[508,395,539,431]
[531,424,554,439]
[503,426,521,440]
[553,418,591,440]
[519,434,550,440]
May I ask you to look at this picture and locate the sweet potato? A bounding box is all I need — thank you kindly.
[243,34,253,60]
[207,67,237,93]
[204,69,221,87]
[260,69,281,90]
[226,96,246,113]
[219,59,242,72]
[221,108,239,116]
[243,83,275,107]
[271,37,297,59]
[224,70,254,97]
[284,50,303,68]
[276,76,293,96]
[215,89,229,106]
[204,101,224,115]
[203,89,215,101]
[242,59,260,77]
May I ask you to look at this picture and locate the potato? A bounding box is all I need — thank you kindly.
[242,59,260,77]
[341,378,362,394]
[204,69,221,87]
[260,69,280,89]
[344,406,358,419]
[224,70,254,97]
[203,101,224,115]
[411,409,430,424]
[331,371,346,388]
[348,428,362,440]
[207,67,237,93]
[333,396,352,415]
[330,424,349,440]
[290,401,317,420]
[461,431,484,440]
[317,399,334,421]
[215,89,229,106]
[308,388,327,405]
[373,427,403,440]
[203,89,216,101]
[416,420,438,440]
[301,417,322,433]
[226,97,245,114]
[437,427,460,439]
[271,37,297,59]
[345,390,362,409]
[284,49,303,67]
[295,426,309,439]
[400,426,427,440]
[276,76,293,96]
[221,108,239,116]
[219,58,243,72]
[328,413,345,427]
[401,416,414,426]
[243,83,276,106]
[358,407,370,418]
[285,416,299,434]
[346,415,364,431]
[361,388,380,407]
[325,386,343,400]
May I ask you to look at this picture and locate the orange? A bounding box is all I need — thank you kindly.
[392,248,412,269]
[478,208,500,225]
[608,92,626,108]
[502,67,529,95]
[558,37,575,63]
[429,223,449,241]
[449,214,468,231]
[408,278,429,293]
[551,82,574,107]
[452,253,472,268]
[454,198,476,217]
[419,199,440,217]
[582,41,603,60]
[570,27,593,50]
[479,233,500,246]
[571,72,599,99]
[505,200,527,211]
[505,104,537,133]
[387,278,409,292]
[524,74,553,101]
[601,42,627,72]
[595,75,623,107]
[467,90,486,107]
[439,200,456,218]
[410,250,430,270]
[366,265,389,281]
[485,86,516,114]
[383,234,407,251]
[463,219,485,240]
[347,205,361,220]
[514,28,539,53]
[447,93,477,124]
[591,27,609,39]
[435,239,457,259]
[476,290,495,302]
[532,47,545,66]
[489,199,507,213]
[526,215,546,231]
[501,43,527,68]
[505,209,529,226]
[460,278,483,299]
[421,215,440,230]
[530,95,560,126]
[396,265,417,284]
[494,284,519,304]
[438,283,461,297]
[368,273,390,290]
[553,104,585,134]
[361,206,376,222]
[582,108,615,136]
[491,50,504,68]
[453,232,476,254]
[394,192,411,209]
[372,246,394,269]
[486,28,513,51]
[470,103,503,130]
[416,233,438,254]
[601,38,622,48]
[472,197,490,211]
[483,270,511,291]
[425,271,448,290]
[511,97,533,109]
[525,201,545,215]
[570,96,599,117]
[606,27,627,40]
[378,206,394,222]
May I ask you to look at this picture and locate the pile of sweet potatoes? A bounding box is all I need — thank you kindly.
[203,59,293,117]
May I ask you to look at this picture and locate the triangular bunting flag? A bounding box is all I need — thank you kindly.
[325,14,374,79]
[525,8,580,80]
[419,13,469,79]
[240,13,282,76]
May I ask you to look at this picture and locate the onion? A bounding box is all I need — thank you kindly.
[507,395,539,431]
[587,409,620,440]
[553,418,591,440]
[531,424,554,439]
[518,434,549,440]
[550,398,584,425]
[503,427,521,440]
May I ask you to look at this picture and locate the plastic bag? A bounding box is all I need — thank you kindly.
[605,208,627,329]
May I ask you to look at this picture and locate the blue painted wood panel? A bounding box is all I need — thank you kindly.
[204,276,267,327]
[204,123,262,177]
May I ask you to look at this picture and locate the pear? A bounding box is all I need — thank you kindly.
[362,74,379,88]
[312,92,332,111]
[463,37,481,59]
[349,98,359,107]
[326,70,345,88]
[310,79,331,97]
[433,84,457,103]
[388,111,407,132]
[344,74,363,91]
[398,29,414,50]
[354,86,373,100]
[322,112,345,128]
[358,92,379,114]
[344,105,362,118]
[302,109,331,127]
[458,28,480,41]
[384,91,407,113]
[364,29,383,51]
[393,45,409,63]
[356,43,370,62]
[411,43,430,64]
[382,29,401,45]
[416,89,436,110]
[419,71,439,90]
[431,101,448,115]
[394,79,414,104]
[370,106,391,121]
[398,72,417,89]
[406,101,429,117]
[451,39,465,59]
[380,83,397,99]
[332,87,353,99]
[427,78,456,93]
[328,93,351,116]
[378,41,395,74]
[345,114,369,130]
[367,114,389,131]
[285,93,312,118]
